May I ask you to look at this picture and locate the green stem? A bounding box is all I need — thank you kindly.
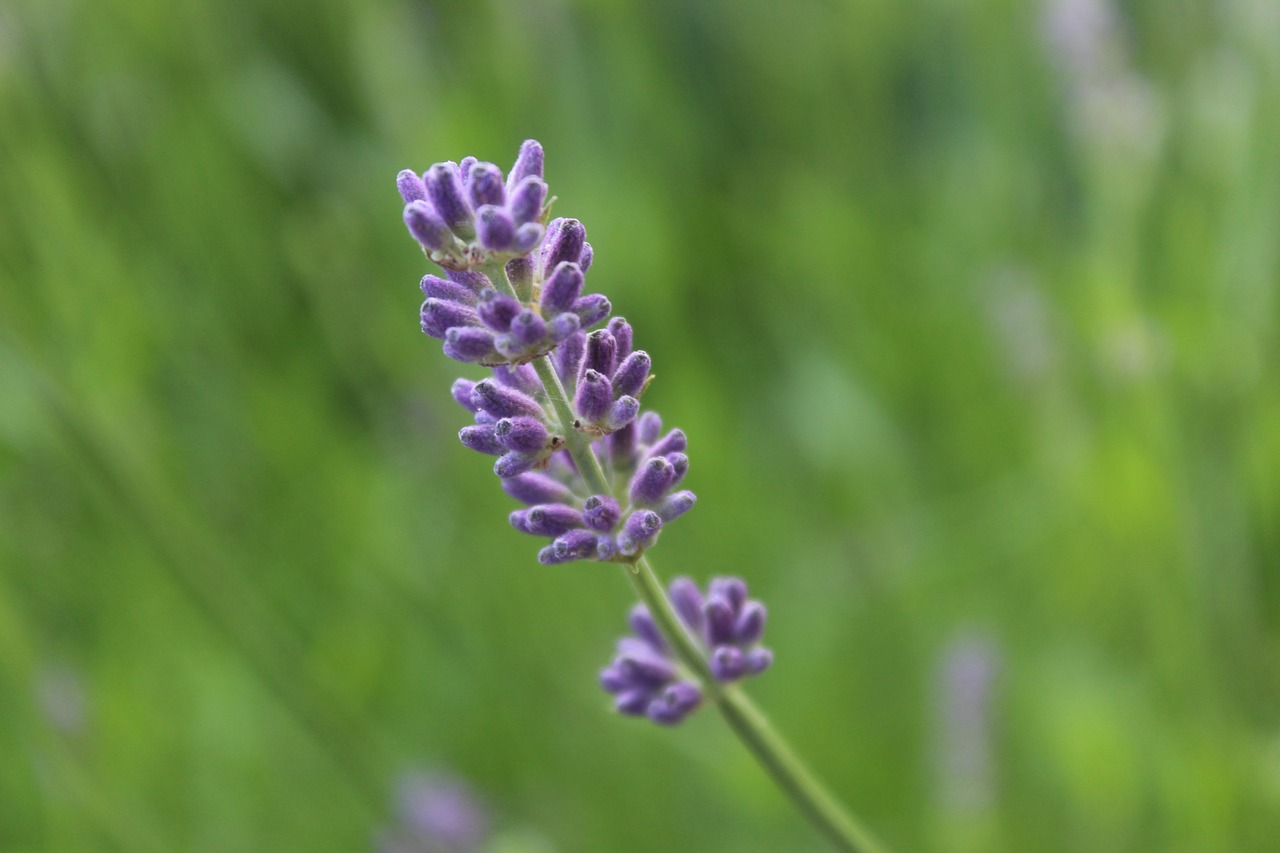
[487,259,888,852]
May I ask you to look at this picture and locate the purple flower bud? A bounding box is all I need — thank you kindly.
[646,428,687,459]
[459,424,503,455]
[627,604,666,651]
[465,162,506,209]
[420,275,478,304]
[548,313,581,344]
[583,329,617,378]
[508,175,547,226]
[656,490,696,521]
[540,262,584,315]
[572,294,611,328]
[574,370,613,423]
[554,331,586,386]
[608,423,635,467]
[475,205,515,251]
[492,364,540,396]
[509,310,547,348]
[505,256,533,293]
[745,648,774,675]
[444,327,498,363]
[446,269,491,293]
[612,687,651,715]
[501,472,576,505]
[704,596,736,646]
[450,378,479,414]
[647,682,701,725]
[595,534,617,560]
[617,640,677,684]
[421,298,480,339]
[458,156,476,182]
[476,290,522,333]
[578,242,594,272]
[507,139,544,191]
[709,576,748,611]
[666,452,689,487]
[734,601,767,645]
[611,351,650,397]
[629,457,673,506]
[636,411,663,444]
[493,416,549,454]
[607,317,633,360]
[397,169,428,203]
[553,529,598,561]
[710,646,747,682]
[424,163,472,236]
[404,201,452,251]
[605,396,639,431]
[493,333,523,360]
[617,509,662,556]
[513,223,544,253]
[471,378,543,419]
[540,218,586,277]
[668,577,704,632]
[582,494,621,531]
[494,451,537,478]
[525,503,585,536]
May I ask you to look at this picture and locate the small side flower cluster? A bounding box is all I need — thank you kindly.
[600,577,773,725]
[397,140,694,565]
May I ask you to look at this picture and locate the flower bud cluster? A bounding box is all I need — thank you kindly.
[600,576,773,725]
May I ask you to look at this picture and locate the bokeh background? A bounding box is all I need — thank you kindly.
[2,0,1279,850]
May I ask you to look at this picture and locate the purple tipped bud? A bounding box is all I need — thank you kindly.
[459,424,503,455]
[466,162,506,208]
[573,294,611,328]
[501,472,576,505]
[595,535,617,560]
[618,510,662,555]
[647,682,701,725]
[669,577,705,631]
[637,411,663,444]
[509,509,532,533]
[548,313,581,344]
[537,544,579,566]
[476,290,522,333]
[605,396,640,431]
[583,330,617,378]
[493,364,540,396]
[745,647,774,674]
[554,331,586,385]
[710,577,748,611]
[493,333,523,359]
[508,175,548,226]
[611,351,650,397]
[397,169,428,203]
[494,416,549,454]
[420,274,477,304]
[656,490,697,521]
[513,222,544,253]
[505,257,533,293]
[628,604,666,651]
[667,452,689,487]
[646,428,688,459]
[446,269,491,293]
[552,529,598,561]
[613,688,651,715]
[421,298,480,339]
[599,665,630,693]
[494,452,538,478]
[540,262,585,315]
[458,156,476,182]
[507,139,544,190]
[710,646,747,682]
[618,643,677,684]
[451,378,479,413]
[525,503,585,536]
[444,327,498,363]
[471,379,543,419]
[540,218,586,277]
[704,597,736,645]
[475,205,516,251]
[607,317,633,360]
[510,310,547,348]
[578,242,594,272]
[424,163,472,235]
[574,370,613,423]
[608,423,636,468]
[629,457,674,505]
[404,201,452,251]
[734,601,767,645]
[582,494,622,531]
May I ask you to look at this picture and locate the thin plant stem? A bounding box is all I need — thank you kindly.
[486,259,889,853]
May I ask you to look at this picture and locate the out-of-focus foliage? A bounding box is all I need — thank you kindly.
[2,0,1278,850]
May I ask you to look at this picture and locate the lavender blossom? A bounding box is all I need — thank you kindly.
[377,770,489,853]
[599,576,773,725]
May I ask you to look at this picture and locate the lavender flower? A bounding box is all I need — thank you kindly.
[377,771,489,853]
[401,141,696,565]
[399,141,609,367]
[599,576,773,725]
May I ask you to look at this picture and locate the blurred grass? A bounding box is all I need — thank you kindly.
[2,0,1279,850]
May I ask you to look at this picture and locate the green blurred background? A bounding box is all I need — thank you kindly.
[2,0,1278,850]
